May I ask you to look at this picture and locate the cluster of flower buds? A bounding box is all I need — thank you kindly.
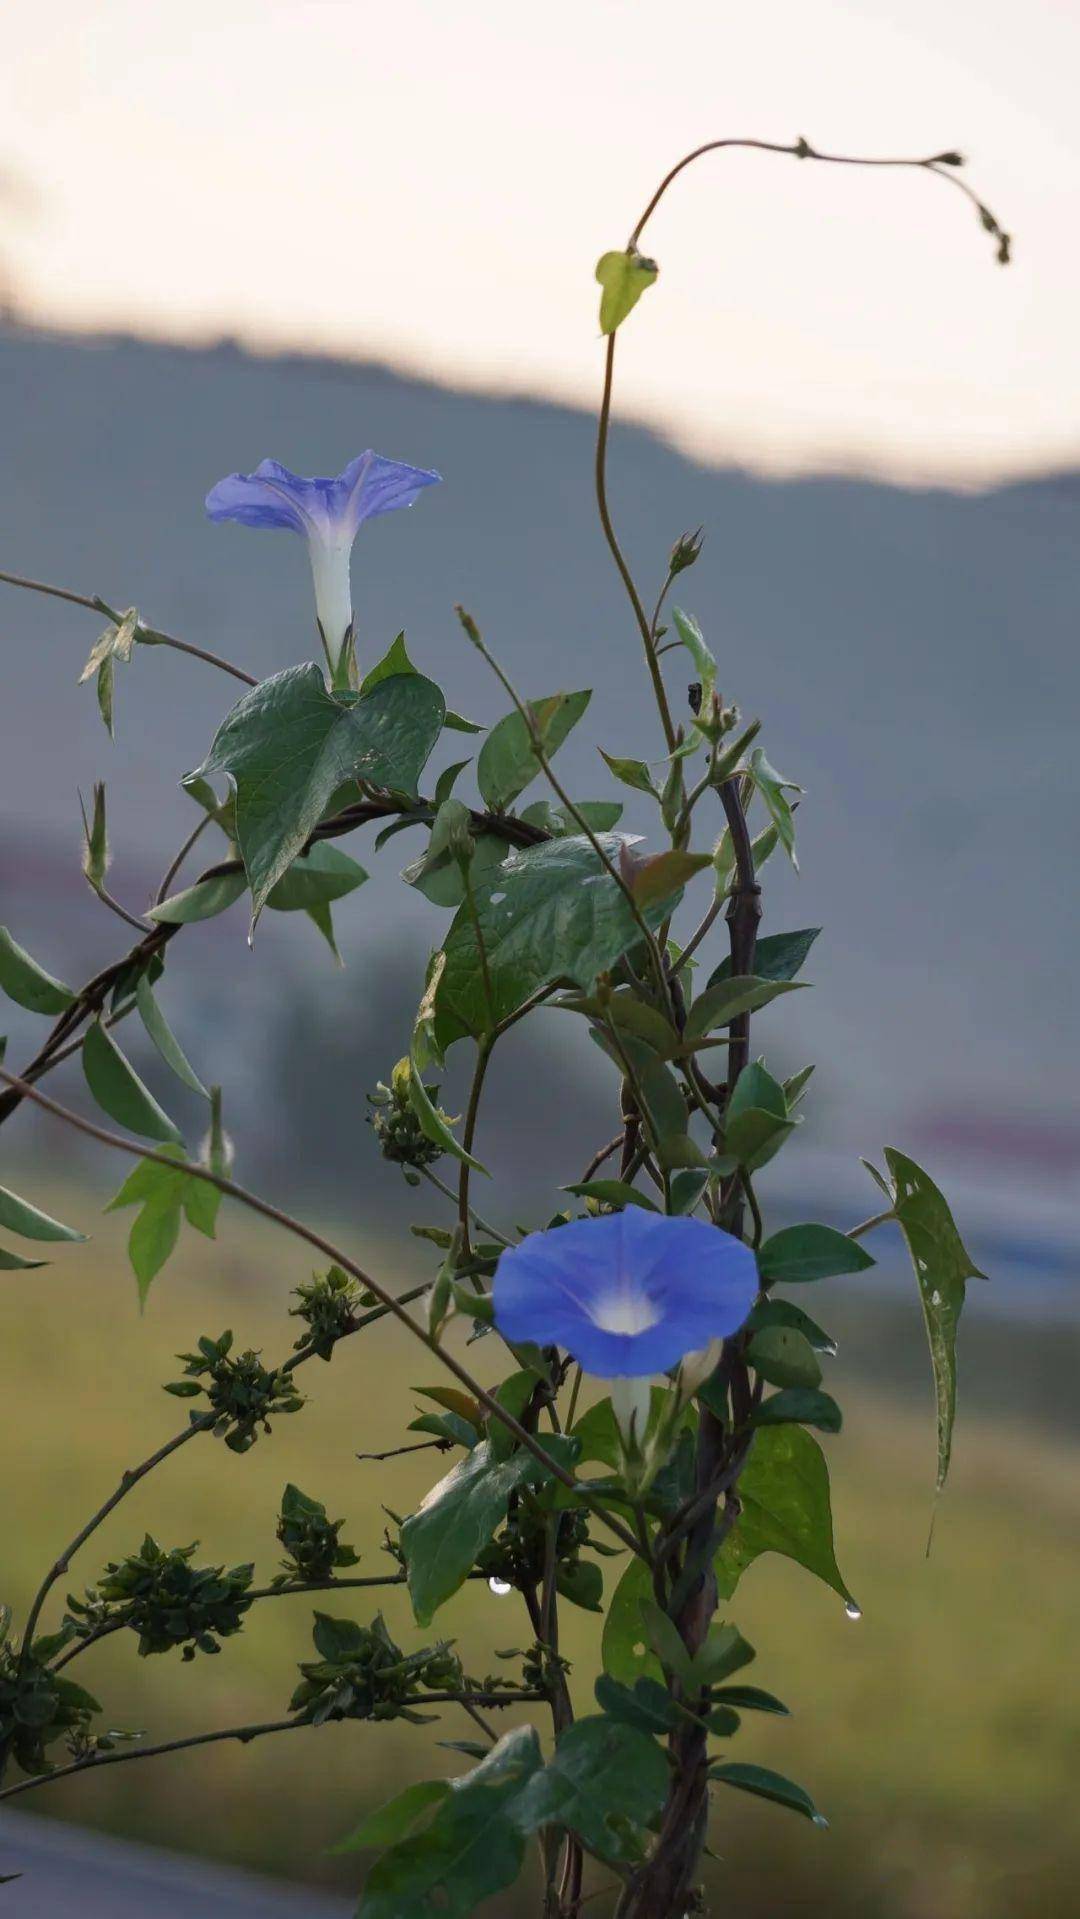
[274,1483,359,1586]
[367,1073,447,1176]
[163,1331,305,1452]
[290,1264,363,1361]
[66,1537,253,1662]
[0,1631,104,1775]
[288,1612,462,1726]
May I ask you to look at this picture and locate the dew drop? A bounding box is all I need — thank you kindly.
[488,1576,512,1597]
[823,1339,839,1358]
[844,1600,862,1621]
[811,1813,830,1830]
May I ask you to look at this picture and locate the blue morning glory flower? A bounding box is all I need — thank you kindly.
[205,452,441,673]
[493,1208,758,1378]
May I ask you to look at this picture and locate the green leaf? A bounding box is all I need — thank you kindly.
[79,607,138,736]
[746,1296,835,1354]
[79,782,109,890]
[556,1557,603,1612]
[625,849,712,910]
[516,1716,668,1866]
[401,1436,576,1625]
[135,973,208,1099]
[882,1148,986,1493]
[710,1684,789,1716]
[758,1223,875,1286]
[434,835,677,1044]
[684,977,805,1039]
[715,1425,855,1607]
[595,248,658,333]
[594,1673,679,1735]
[708,928,820,990]
[748,748,802,870]
[82,1021,181,1143]
[669,1167,709,1214]
[638,1599,693,1683]
[149,870,247,925]
[405,831,508,911]
[747,1326,822,1390]
[601,1556,660,1684]
[751,1388,841,1434]
[0,1184,86,1243]
[728,1060,787,1124]
[722,1061,794,1171]
[128,1184,182,1299]
[557,988,681,1059]
[708,1762,825,1825]
[476,690,591,812]
[105,1146,217,1303]
[568,800,623,833]
[670,607,717,708]
[332,1778,450,1853]
[598,749,658,798]
[444,709,485,735]
[687,1624,755,1689]
[357,1726,541,1919]
[563,1179,659,1213]
[0,1244,49,1271]
[304,900,341,961]
[188,662,444,925]
[360,630,418,691]
[0,927,75,1014]
[265,841,368,912]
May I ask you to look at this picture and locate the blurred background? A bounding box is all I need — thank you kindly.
[0,2,1077,1914]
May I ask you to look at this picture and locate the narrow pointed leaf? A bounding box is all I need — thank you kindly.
[150,870,247,925]
[82,1020,181,1143]
[883,1148,986,1492]
[0,1184,86,1243]
[135,973,208,1099]
[0,928,75,1014]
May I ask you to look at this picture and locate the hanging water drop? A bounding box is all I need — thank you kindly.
[844,1600,862,1621]
[488,1576,512,1597]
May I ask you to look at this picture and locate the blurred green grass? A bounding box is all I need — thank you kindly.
[2,1185,1077,1917]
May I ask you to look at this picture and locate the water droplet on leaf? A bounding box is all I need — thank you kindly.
[488,1576,512,1597]
[844,1600,862,1621]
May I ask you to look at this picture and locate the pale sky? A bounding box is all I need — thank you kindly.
[3,0,1078,486]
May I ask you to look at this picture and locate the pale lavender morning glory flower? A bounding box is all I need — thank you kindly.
[205,452,441,674]
[493,1208,758,1380]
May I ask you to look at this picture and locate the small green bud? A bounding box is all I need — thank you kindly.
[669,528,704,576]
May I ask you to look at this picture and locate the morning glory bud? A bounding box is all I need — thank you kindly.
[669,527,704,576]
[205,452,441,679]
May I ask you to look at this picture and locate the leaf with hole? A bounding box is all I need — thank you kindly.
[881,1147,986,1492]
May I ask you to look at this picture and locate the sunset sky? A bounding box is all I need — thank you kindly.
[3,0,1077,486]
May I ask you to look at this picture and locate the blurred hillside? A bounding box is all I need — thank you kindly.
[0,322,1076,1311]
